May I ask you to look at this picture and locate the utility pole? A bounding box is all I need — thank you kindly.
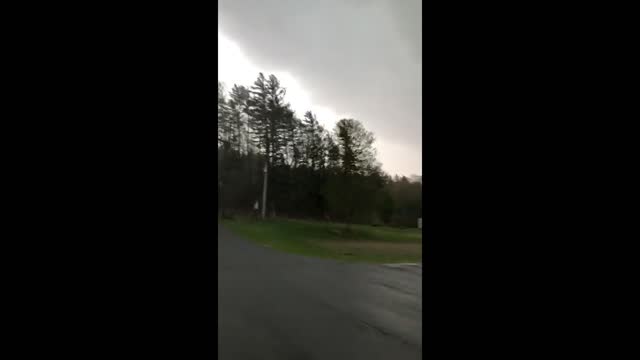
[261,162,268,219]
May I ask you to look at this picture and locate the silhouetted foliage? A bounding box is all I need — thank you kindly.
[218,73,421,227]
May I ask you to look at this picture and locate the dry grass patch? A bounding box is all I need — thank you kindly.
[319,241,422,259]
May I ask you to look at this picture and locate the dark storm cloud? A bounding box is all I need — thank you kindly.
[218,0,422,151]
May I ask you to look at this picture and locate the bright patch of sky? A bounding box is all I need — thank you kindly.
[218,31,348,132]
[218,30,420,177]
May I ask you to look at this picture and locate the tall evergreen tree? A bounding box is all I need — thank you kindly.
[227,84,250,153]
[246,73,291,166]
[246,73,270,156]
[334,118,376,175]
[217,81,231,147]
[244,73,294,216]
[326,119,380,224]
[302,111,325,170]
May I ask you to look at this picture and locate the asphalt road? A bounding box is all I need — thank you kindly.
[218,224,422,360]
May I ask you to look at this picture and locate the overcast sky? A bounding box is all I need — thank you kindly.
[218,0,421,177]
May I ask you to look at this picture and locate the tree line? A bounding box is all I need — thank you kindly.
[218,73,421,227]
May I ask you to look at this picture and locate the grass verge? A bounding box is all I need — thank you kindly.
[221,217,422,264]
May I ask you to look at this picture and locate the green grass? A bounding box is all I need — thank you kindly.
[221,217,422,263]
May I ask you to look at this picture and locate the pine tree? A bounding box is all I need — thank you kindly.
[244,73,295,215]
[246,73,269,156]
[217,81,231,147]
[327,119,379,224]
[227,84,250,153]
[302,111,326,170]
[334,118,376,175]
[246,73,291,166]
[324,133,341,170]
